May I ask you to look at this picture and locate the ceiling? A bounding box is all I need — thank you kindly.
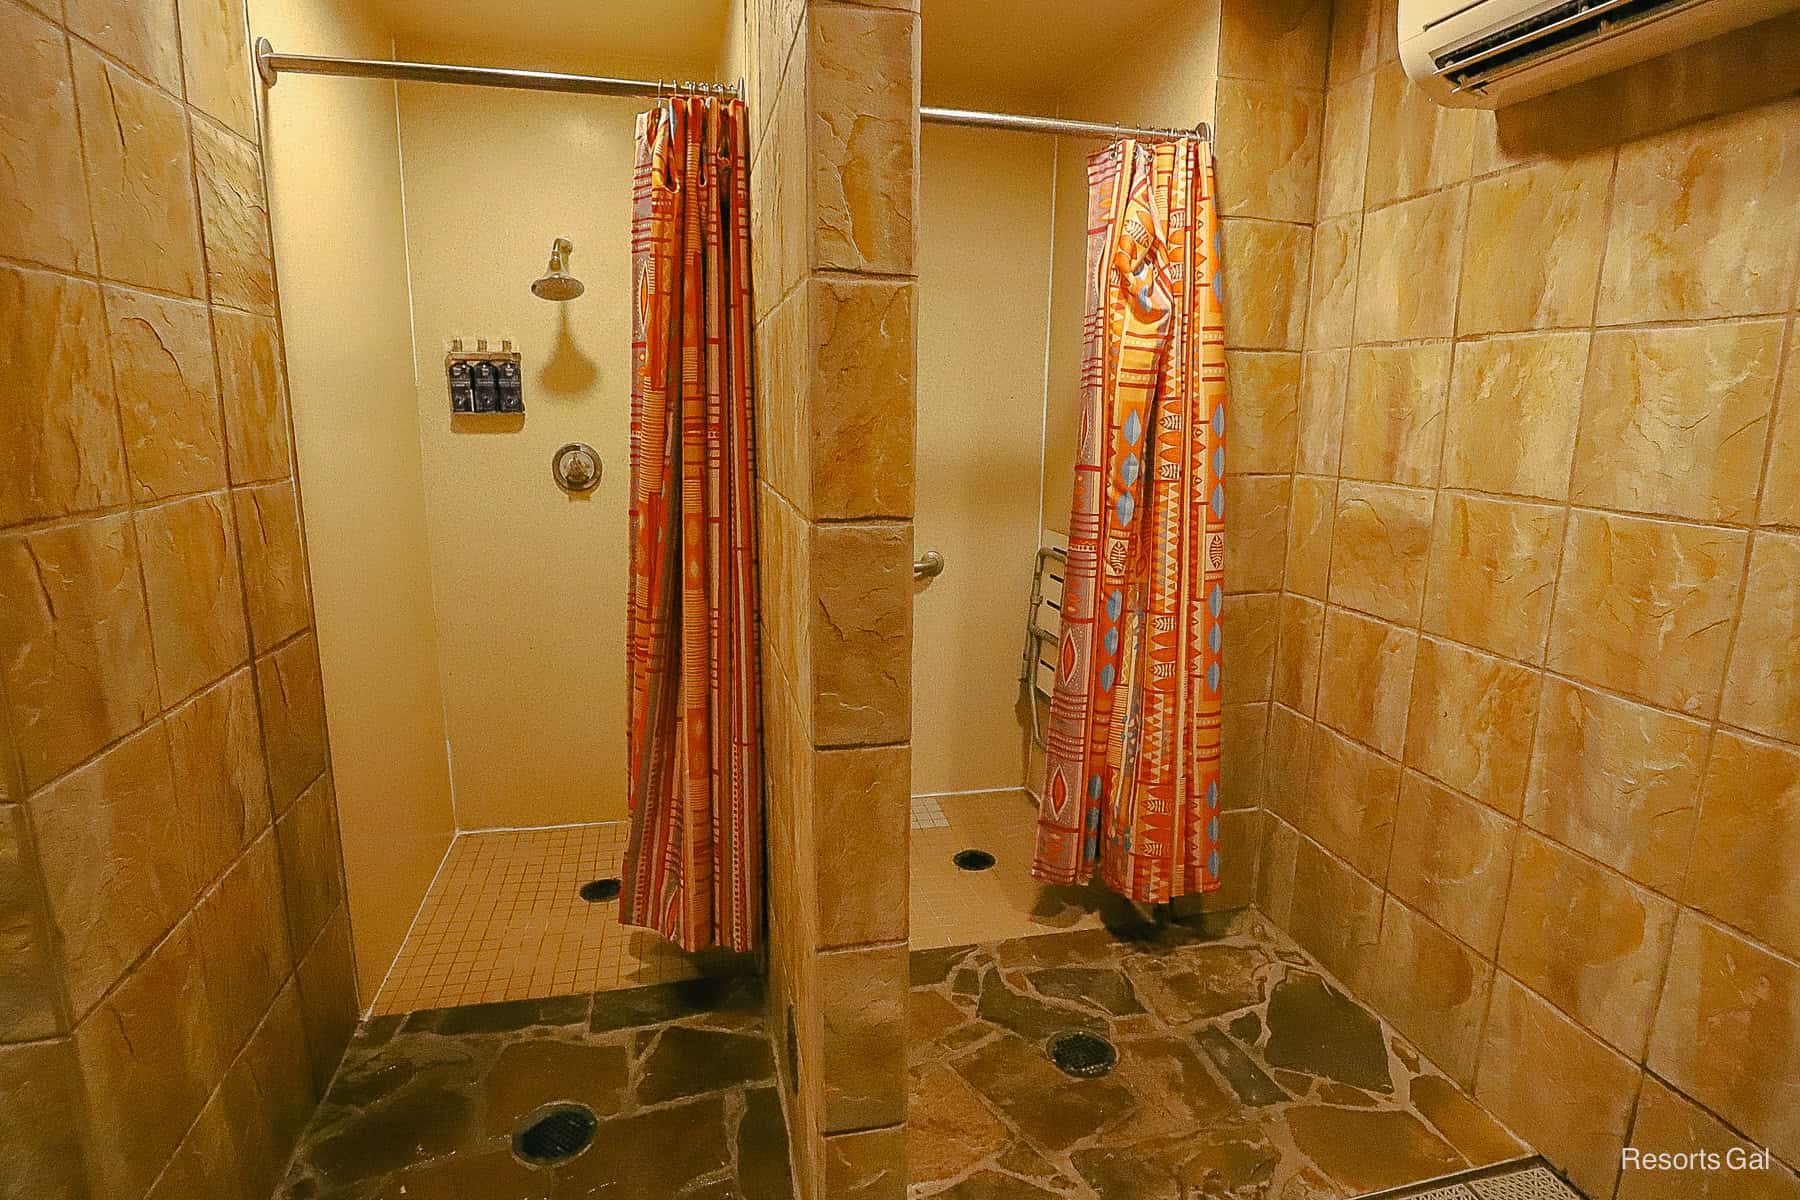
[368,0,735,76]
[921,0,1197,107]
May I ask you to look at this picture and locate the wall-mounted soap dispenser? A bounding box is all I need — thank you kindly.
[447,338,524,414]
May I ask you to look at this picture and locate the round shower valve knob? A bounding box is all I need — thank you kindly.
[552,443,601,493]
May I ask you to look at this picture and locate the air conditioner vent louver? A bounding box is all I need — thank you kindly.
[1434,0,1690,91]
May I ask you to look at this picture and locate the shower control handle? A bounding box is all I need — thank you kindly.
[914,550,945,580]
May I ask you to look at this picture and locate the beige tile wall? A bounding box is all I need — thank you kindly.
[745,1,917,1197]
[0,0,355,1193]
[1256,3,1800,1197]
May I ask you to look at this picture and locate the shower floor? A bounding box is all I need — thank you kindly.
[372,824,748,1016]
[911,789,1143,950]
[908,911,1540,1199]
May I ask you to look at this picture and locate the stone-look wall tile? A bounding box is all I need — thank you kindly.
[1721,533,1800,742]
[0,1037,88,1198]
[1223,593,1280,704]
[1546,511,1746,718]
[0,514,158,788]
[73,916,221,1200]
[1476,973,1640,1200]
[0,4,95,271]
[774,61,811,302]
[194,828,290,1065]
[813,744,906,947]
[1649,913,1800,1167]
[1285,476,1336,600]
[1317,75,1371,219]
[295,902,357,1097]
[234,482,311,652]
[70,44,205,298]
[0,266,123,527]
[1220,0,1331,88]
[254,632,329,813]
[1687,732,1800,963]
[809,277,914,520]
[1296,350,1348,475]
[1302,725,1400,883]
[809,522,910,747]
[1258,813,1301,927]
[755,289,810,512]
[1498,832,1678,1057]
[1456,154,1611,336]
[275,773,342,956]
[1609,10,1800,144]
[1441,332,1588,501]
[136,492,249,703]
[809,4,915,274]
[1316,607,1415,759]
[1388,771,1515,956]
[144,1083,245,1200]
[167,667,268,892]
[1471,73,1623,176]
[177,0,256,141]
[1304,214,1360,351]
[1598,98,1800,324]
[193,120,276,316]
[1364,62,1476,208]
[1354,188,1465,344]
[1766,360,1800,529]
[1266,704,1314,826]
[1340,343,1450,487]
[1328,0,1383,83]
[1328,481,1435,625]
[1210,809,1261,912]
[31,724,193,1019]
[1225,351,1300,474]
[1621,1077,1800,1200]
[1215,79,1322,224]
[1225,474,1291,594]
[1359,897,1492,1088]
[758,489,811,723]
[826,1123,905,1200]
[1404,637,1538,818]
[1421,493,1563,664]
[1523,677,1706,897]
[62,0,181,91]
[1272,595,1325,717]
[1288,834,1382,984]
[819,942,906,1132]
[0,803,61,1041]
[1572,322,1781,525]
[1222,218,1311,351]
[215,308,293,485]
[219,982,316,1200]
[1221,702,1269,812]
[106,287,227,502]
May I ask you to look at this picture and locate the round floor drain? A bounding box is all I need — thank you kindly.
[952,849,996,871]
[578,878,621,902]
[512,1102,598,1166]
[1047,1030,1118,1079]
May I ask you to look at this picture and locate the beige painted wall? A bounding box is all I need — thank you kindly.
[255,0,456,995]
[1040,2,1223,537]
[393,38,672,830]
[913,125,1056,795]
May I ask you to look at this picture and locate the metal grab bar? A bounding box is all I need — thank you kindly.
[913,550,945,580]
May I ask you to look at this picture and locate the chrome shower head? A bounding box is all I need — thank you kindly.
[532,237,585,301]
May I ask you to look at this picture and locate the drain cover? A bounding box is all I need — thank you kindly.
[1047,1030,1117,1078]
[579,878,621,902]
[952,849,996,871]
[512,1102,598,1166]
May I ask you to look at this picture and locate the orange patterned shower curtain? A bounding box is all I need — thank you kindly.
[1034,138,1226,903]
[621,96,763,952]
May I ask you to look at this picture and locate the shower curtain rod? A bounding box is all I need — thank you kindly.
[253,40,1212,142]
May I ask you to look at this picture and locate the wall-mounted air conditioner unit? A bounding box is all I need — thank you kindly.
[1399,0,1800,107]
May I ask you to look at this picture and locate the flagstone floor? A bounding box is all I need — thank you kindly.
[908,912,1539,1199]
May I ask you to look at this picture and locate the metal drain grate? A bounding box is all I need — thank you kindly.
[952,849,996,871]
[1350,1158,1583,1200]
[1047,1030,1118,1079]
[1467,1166,1583,1200]
[578,878,621,902]
[512,1102,598,1166]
